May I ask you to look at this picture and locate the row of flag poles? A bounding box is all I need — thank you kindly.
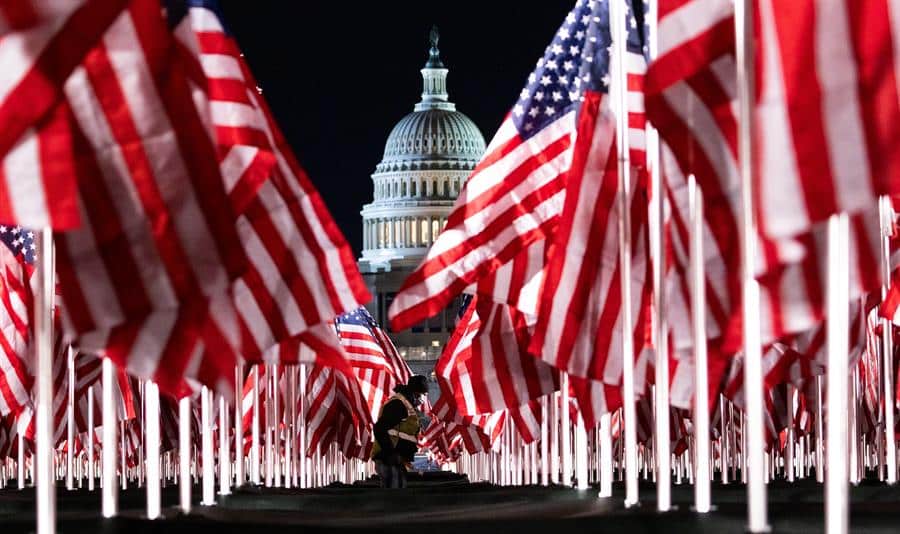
[3,1,900,534]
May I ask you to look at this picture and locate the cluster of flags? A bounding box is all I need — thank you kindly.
[400,0,900,498]
[3,0,900,530]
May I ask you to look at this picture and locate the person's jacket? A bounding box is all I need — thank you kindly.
[371,391,420,464]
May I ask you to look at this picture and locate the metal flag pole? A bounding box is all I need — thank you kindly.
[251,365,261,485]
[599,412,613,497]
[234,364,243,488]
[145,380,161,519]
[689,176,711,512]
[646,0,671,512]
[825,214,850,534]
[272,363,281,487]
[34,228,56,534]
[575,413,589,490]
[734,0,768,529]
[298,363,307,488]
[560,373,572,486]
[201,386,215,506]
[88,386,95,491]
[178,395,191,513]
[218,393,231,495]
[609,0,639,507]
[17,430,24,489]
[786,385,796,483]
[550,391,560,484]
[102,358,118,517]
[284,366,293,489]
[880,195,897,484]
[66,347,75,491]
[816,376,825,483]
[264,364,273,487]
[540,396,549,486]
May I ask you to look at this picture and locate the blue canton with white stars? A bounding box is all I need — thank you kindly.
[0,226,36,264]
[336,307,381,333]
[511,0,647,140]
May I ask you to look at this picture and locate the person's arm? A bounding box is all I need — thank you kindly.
[373,400,407,459]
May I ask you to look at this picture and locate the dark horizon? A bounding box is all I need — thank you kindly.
[220,1,572,258]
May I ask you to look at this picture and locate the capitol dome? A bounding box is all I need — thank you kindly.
[377,109,485,173]
[360,27,485,271]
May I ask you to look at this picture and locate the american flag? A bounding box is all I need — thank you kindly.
[754,0,900,242]
[528,0,653,389]
[41,0,249,397]
[646,0,884,358]
[388,2,605,332]
[0,1,130,230]
[335,307,411,419]
[0,230,32,417]
[170,0,370,369]
[436,293,558,419]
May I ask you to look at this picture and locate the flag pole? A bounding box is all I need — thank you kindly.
[201,386,215,505]
[734,0,768,529]
[145,380,161,519]
[540,396,549,486]
[598,412,613,497]
[610,0,638,508]
[298,363,307,488]
[218,393,231,495]
[825,214,850,534]
[575,412,589,490]
[560,373,572,486]
[101,358,118,517]
[34,228,56,534]
[879,195,897,484]
[251,365,261,485]
[815,375,825,483]
[647,0,671,512]
[66,347,75,491]
[785,385,796,483]
[272,363,280,487]
[284,365,293,488]
[234,364,243,488]
[88,386,95,491]
[178,395,191,513]
[689,175,711,512]
[550,391,560,484]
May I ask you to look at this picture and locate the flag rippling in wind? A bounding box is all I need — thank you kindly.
[335,307,411,419]
[170,0,370,371]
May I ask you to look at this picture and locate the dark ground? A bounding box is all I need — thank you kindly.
[2,473,900,533]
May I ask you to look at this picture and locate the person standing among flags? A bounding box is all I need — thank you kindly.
[371,375,429,489]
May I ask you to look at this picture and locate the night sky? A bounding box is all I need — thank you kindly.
[219,1,572,257]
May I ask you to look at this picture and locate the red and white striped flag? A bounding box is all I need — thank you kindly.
[49,0,248,396]
[335,307,412,420]
[171,0,370,368]
[755,0,900,241]
[436,294,558,418]
[0,0,132,230]
[0,239,31,416]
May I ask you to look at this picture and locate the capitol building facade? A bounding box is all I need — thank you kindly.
[359,30,485,367]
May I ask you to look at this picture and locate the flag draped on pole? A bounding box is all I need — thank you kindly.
[0,0,132,231]
[0,228,34,416]
[45,0,248,396]
[170,0,370,370]
[645,0,886,362]
[335,307,412,419]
